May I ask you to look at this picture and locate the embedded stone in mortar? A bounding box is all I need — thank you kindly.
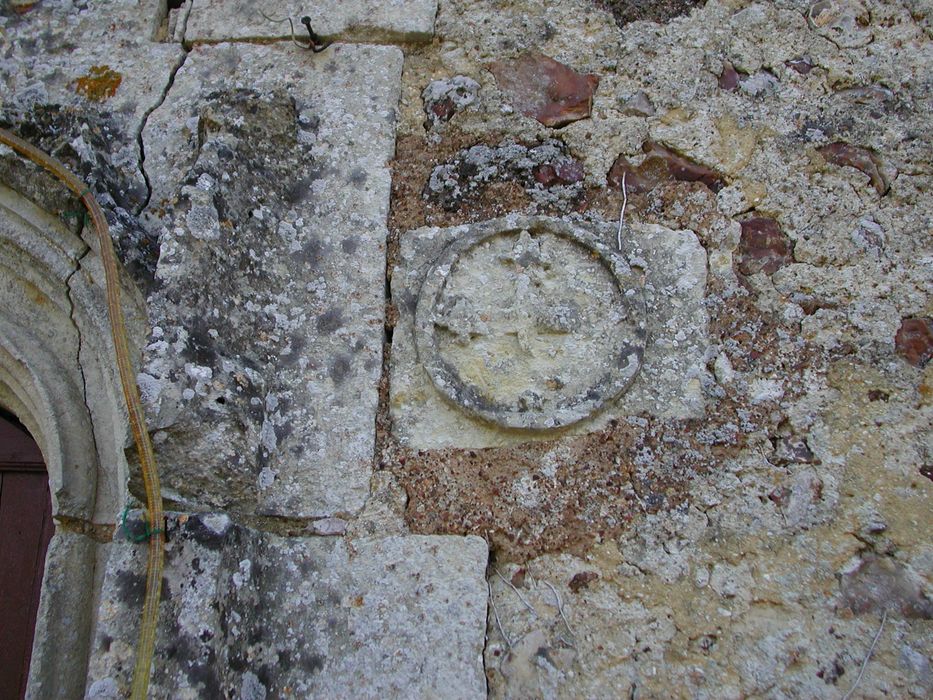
[413,219,646,430]
[488,51,599,128]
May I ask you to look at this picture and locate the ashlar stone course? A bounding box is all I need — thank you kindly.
[87,513,489,699]
[183,0,438,45]
[139,42,403,517]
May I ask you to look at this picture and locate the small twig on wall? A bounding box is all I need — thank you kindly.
[542,580,575,639]
[617,171,628,252]
[489,581,513,650]
[494,567,538,617]
[841,609,888,700]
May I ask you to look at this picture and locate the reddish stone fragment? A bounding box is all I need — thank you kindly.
[838,85,893,107]
[606,154,653,193]
[776,437,815,464]
[786,57,814,74]
[533,164,559,186]
[819,142,890,195]
[556,159,585,184]
[488,51,600,128]
[621,91,655,117]
[719,61,741,90]
[607,144,726,195]
[10,1,38,14]
[533,159,584,187]
[568,571,599,593]
[643,141,726,192]
[430,98,456,122]
[895,317,933,367]
[735,218,794,276]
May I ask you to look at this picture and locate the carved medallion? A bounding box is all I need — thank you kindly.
[414,219,646,429]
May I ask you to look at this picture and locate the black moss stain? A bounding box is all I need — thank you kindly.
[276,649,294,671]
[184,317,221,369]
[295,237,325,268]
[595,0,707,27]
[341,236,359,254]
[300,653,326,674]
[183,517,231,551]
[256,664,274,688]
[317,308,344,333]
[164,630,223,700]
[349,167,367,186]
[329,354,352,384]
[0,104,158,286]
[114,570,171,607]
[285,175,316,204]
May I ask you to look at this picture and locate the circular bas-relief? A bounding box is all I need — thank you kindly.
[414,218,646,430]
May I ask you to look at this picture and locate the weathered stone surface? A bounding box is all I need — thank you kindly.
[488,52,599,128]
[840,555,933,619]
[422,76,480,128]
[391,215,707,448]
[425,139,586,211]
[1,0,931,697]
[87,513,488,699]
[138,42,403,518]
[183,0,438,44]
[808,0,874,48]
[0,0,184,214]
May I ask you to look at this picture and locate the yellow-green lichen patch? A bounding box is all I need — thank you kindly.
[74,65,123,102]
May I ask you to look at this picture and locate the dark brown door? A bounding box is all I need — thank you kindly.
[0,412,54,700]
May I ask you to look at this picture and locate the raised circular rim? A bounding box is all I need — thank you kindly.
[414,217,647,430]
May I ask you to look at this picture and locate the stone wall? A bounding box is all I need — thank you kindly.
[1,0,930,698]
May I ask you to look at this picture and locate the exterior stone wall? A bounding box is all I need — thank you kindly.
[1,0,930,698]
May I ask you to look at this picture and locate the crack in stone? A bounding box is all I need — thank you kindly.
[64,243,104,513]
[135,17,193,216]
[479,568,494,697]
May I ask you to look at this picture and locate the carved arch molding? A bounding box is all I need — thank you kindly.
[0,176,147,698]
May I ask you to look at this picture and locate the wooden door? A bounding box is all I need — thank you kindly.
[0,413,54,700]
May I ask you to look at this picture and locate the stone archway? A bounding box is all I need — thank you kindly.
[0,180,147,698]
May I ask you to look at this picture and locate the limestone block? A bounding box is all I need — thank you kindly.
[86,513,488,699]
[27,532,101,700]
[183,0,438,44]
[139,43,403,517]
[391,215,708,449]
